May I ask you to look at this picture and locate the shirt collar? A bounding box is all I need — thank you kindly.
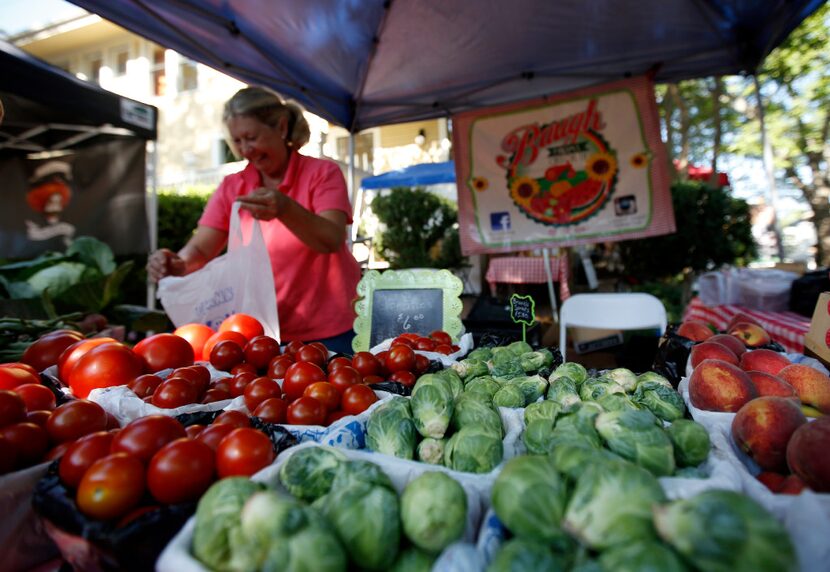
[242,151,301,190]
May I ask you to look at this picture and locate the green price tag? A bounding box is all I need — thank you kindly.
[510,294,535,342]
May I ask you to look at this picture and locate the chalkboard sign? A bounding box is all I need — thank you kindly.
[510,294,535,326]
[352,269,464,351]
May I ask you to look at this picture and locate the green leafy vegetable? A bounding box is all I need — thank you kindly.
[401,472,467,553]
[666,419,711,467]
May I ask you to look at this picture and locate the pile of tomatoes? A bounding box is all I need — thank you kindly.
[57,411,279,523]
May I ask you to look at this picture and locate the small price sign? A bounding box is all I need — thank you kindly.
[510,294,536,342]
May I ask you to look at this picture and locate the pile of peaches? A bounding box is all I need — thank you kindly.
[679,313,830,494]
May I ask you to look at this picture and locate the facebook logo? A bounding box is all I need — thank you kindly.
[490,212,511,231]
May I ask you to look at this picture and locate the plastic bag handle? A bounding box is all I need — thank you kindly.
[228,201,265,252]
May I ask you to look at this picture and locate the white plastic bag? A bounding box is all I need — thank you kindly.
[157,202,280,339]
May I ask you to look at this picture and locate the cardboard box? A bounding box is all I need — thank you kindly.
[804,292,830,367]
[569,326,624,354]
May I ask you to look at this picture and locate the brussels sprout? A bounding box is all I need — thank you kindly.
[524,400,560,425]
[435,368,464,399]
[511,374,548,403]
[579,378,626,401]
[411,374,455,439]
[452,394,504,437]
[605,367,638,392]
[390,546,436,572]
[330,459,395,492]
[654,490,797,572]
[519,350,552,373]
[487,538,568,572]
[452,358,490,382]
[507,340,534,356]
[633,381,686,422]
[416,437,446,465]
[444,426,503,473]
[549,404,603,449]
[467,347,493,362]
[192,477,265,570]
[464,375,501,400]
[492,384,526,408]
[636,371,673,389]
[367,397,417,459]
[491,455,569,542]
[546,375,582,409]
[550,362,588,386]
[674,466,708,479]
[596,392,640,413]
[401,471,467,553]
[523,418,557,455]
[279,446,345,502]
[666,419,711,467]
[548,442,624,481]
[238,490,307,544]
[563,460,666,550]
[598,540,689,572]
[322,479,401,571]
[260,523,347,572]
[595,409,676,477]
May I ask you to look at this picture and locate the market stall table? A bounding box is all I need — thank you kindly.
[485,255,571,302]
[682,296,810,353]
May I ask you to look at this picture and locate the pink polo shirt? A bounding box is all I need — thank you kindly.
[199,153,361,341]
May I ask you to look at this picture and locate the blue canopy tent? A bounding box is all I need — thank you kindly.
[360,161,456,189]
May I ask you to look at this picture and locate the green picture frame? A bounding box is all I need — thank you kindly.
[352,268,464,351]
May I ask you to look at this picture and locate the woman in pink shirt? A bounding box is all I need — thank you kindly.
[148,87,361,353]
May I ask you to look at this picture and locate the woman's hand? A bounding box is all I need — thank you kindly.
[236,187,285,221]
[147,248,186,282]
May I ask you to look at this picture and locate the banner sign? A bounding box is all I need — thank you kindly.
[452,75,674,255]
[0,138,148,258]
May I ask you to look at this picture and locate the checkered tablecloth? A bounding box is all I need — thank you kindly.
[682,296,810,353]
[485,254,570,301]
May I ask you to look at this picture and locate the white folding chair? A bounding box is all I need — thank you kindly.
[558,293,667,362]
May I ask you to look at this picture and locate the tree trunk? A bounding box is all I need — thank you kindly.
[709,77,723,186]
[668,84,690,177]
[806,181,830,267]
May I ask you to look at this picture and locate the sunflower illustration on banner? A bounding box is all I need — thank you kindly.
[452,75,675,255]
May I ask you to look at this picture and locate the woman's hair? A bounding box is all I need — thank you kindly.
[223,87,310,156]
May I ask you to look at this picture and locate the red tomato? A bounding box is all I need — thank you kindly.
[59,431,115,488]
[243,377,282,411]
[308,342,330,359]
[209,340,245,372]
[267,355,294,379]
[228,372,255,398]
[375,351,391,375]
[414,354,430,374]
[13,383,56,411]
[215,427,275,477]
[450,345,460,353]
[128,374,164,399]
[76,453,145,521]
[147,438,215,504]
[152,378,199,409]
[197,423,236,451]
[327,366,361,394]
[133,333,194,373]
[429,330,452,345]
[202,331,248,361]
[351,352,381,377]
[44,440,72,463]
[282,362,326,401]
[21,331,84,373]
[173,365,211,395]
[0,362,39,376]
[391,337,415,349]
[0,366,40,390]
[202,388,232,403]
[252,397,288,424]
[341,385,378,415]
[362,374,385,384]
[218,314,264,342]
[286,396,326,425]
[244,336,281,371]
[46,400,108,443]
[229,362,256,376]
[325,410,351,425]
[434,344,454,355]
[185,424,205,439]
[283,340,304,356]
[57,337,117,383]
[212,409,250,428]
[303,382,340,412]
[397,333,420,342]
[390,370,417,387]
[0,422,49,467]
[415,337,437,352]
[68,343,145,399]
[385,345,416,373]
[0,435,18,474]
[106,412,121,430]
[110,415,186,464]
[294,344,326,368]
[327,356,352,373]
[0,390,27,428]
[26,409,51,428]
[172,323,215,362]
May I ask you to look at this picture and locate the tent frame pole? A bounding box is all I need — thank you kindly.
[146,140,159,309]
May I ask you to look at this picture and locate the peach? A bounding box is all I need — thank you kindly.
[756,471,787,493]
[689,341,738,369]
[778,474,807,495]
[732,396,806,472]
[739,349,791,376]
[677,320,714,342]
[726,312,762,331]
[709,333,747,357]
[746,371,798,399]
[778,364,830,414]
[728,322,772,348]
[689,358,758,412]
[786,416,830,492]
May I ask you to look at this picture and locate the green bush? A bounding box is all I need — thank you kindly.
[371,187,466,269]
[156,189,211,251]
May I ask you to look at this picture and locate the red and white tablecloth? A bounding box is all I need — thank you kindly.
[485,255,570,301]
[682,296,810,353]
